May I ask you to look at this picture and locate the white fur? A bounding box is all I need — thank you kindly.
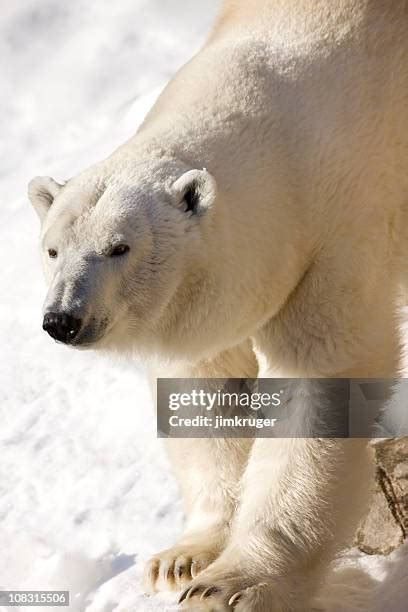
[29,0,408,609]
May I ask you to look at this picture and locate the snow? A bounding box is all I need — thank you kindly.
[0,1,407,610]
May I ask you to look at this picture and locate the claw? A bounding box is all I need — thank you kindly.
[191,560,200,578]
[148,559,159,578]
[178,586,189,604]
[143,558,159,592]
[178,585,201,603]
[161,562,173,582]
[188,586,202,600]
[177,587,190,604]
[175,564,185,579]
[228,591,242,606]
[200,586,220,600]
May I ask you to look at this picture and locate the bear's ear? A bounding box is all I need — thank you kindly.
[171,168,216,215]
[28,176,64,222]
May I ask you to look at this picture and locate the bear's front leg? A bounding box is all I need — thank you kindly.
[145,341,257,594]
[179,435,373,611]
[144,437,251,593]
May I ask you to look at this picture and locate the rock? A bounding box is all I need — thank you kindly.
[356,438,408,555]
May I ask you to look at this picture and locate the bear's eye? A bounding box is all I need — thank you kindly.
[109,244,130,257]
[48,248,58,259]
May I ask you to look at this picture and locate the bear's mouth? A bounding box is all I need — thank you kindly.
[69,316,110,348]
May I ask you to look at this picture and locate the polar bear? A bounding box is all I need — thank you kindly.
[29,0,408,610]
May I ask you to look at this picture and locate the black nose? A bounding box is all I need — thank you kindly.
[43,312,82,344]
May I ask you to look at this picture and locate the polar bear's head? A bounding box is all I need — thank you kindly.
[28,157,225,357]
[29,151,305,359]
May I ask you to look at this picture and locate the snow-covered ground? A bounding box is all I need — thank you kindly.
[1,2,407,611]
